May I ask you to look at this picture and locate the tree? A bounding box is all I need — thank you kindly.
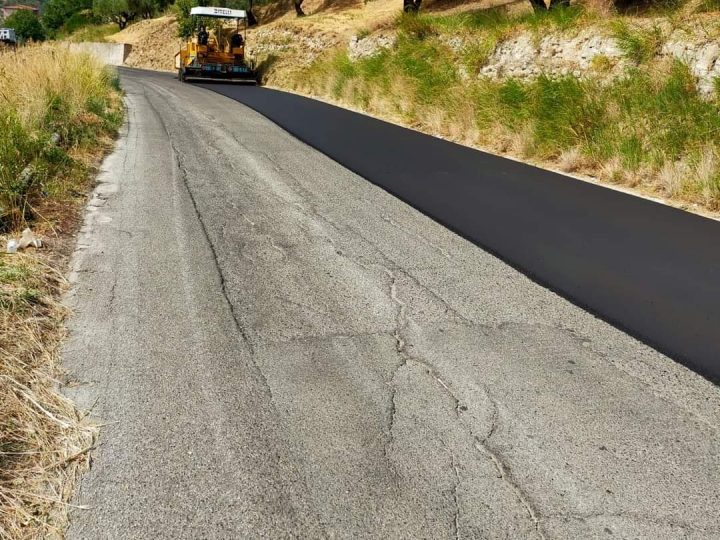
[4,10,46,42]
[42,0,93,31]
[93,0,136,28]
[134,0,160,19]
[174,0,198,38]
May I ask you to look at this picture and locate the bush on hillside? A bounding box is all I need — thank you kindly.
[3,10,46,42]
[42,0,93,31]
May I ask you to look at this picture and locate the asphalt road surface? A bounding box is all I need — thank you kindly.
[203,83,720,384]
[63,68,720,539]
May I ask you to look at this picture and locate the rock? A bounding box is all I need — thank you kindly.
[348,33,396,61]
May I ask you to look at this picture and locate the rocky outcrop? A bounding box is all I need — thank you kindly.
[348,32,396,60]
[662,34,720,95]
[476,27,720,97]
[480,30,627,80]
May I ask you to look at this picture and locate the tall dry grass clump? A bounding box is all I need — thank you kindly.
[0,44,122,228]
[1,44,122,539]
[0,255,95,540]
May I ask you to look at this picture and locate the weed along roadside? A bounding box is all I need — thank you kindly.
[0,44,123,538]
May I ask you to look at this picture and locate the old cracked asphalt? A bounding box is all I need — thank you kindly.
[62,69,720,539]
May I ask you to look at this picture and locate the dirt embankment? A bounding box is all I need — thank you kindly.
[109,16,180,72]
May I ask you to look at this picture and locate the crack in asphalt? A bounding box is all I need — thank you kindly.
[346,226,474,326]
[473,437,547,540]
[383,267,408,489]
[107,275,118,311]
[380,263,547,539]
[450,451,462,540]
[380,214,455,261]
[169,146,259,360]
[143,94,276,402]
[259,330,392,345]
[158,90,549,537]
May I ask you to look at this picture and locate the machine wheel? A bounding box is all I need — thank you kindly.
[178,68,186,82]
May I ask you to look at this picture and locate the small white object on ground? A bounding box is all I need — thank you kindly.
[18,228,42,249]
[6,239,18,254]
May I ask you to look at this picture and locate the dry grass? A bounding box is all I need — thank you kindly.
[0,44,122,229]
[0,253,95,540]
[0,44,121,539]
[0,45,120,137]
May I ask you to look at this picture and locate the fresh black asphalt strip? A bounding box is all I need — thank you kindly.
[195,81,720,384]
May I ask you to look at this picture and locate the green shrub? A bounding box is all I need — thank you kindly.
[397,12,437,40]
[461,37,496,72]
[428,4,587,36]
[611,22,663,64]
[394,35,456,104]
[530,75,605,155]
[3,10,46,42]
[0,114,40,222]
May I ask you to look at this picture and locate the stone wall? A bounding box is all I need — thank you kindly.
[478,28,720,97]
[67,42,132,66]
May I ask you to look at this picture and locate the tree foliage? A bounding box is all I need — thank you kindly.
[175,0,257,38]
[4,10,46,42]
[92,0,167,28]
[42,0,93,31]
[174,0,200,38]
[93,0,135,28]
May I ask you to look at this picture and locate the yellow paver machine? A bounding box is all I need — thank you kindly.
[175,6,256,84]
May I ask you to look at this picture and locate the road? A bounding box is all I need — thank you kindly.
[204,83,720,384]
[63,69,720,539]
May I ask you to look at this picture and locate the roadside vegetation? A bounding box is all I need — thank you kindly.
[284,4,720,211]
[0,44,122,538]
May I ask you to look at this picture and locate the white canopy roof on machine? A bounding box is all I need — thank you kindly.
[190,6,247,18]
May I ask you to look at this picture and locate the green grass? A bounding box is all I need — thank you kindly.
[611,21,664,64]
[65,22,118,43]
[417,4,589,36]
[50,9,117,42]
[0,258,44,313]
[470,62,719,168]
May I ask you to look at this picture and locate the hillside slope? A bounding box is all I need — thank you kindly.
[108,16,179,71]
[106,0,720,214]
